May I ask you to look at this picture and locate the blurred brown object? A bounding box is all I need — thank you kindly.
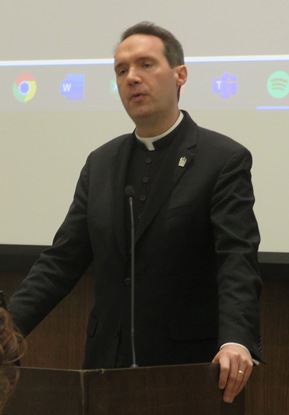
[0,306,26,414]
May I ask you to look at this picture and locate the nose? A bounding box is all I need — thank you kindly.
[127,66,141,85]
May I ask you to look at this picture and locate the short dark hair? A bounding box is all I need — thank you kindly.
[118,21,184,67]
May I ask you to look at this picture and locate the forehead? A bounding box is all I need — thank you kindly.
[114,34,166,64]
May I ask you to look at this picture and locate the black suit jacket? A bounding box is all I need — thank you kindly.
[9,112,263,368]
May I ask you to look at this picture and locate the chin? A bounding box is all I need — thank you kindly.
[129,108,154,121]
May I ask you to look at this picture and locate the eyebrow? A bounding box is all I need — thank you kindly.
[114,56,156,71]
[114,62,124,72]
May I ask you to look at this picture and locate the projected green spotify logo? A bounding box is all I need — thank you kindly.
[267,71,289,99]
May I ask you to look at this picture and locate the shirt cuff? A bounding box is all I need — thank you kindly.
[220,342,260,365]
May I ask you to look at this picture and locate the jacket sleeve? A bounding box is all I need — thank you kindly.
[210,146,263,361]
[8,156,93,336]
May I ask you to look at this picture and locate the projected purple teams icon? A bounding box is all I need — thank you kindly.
[212,72,238,99]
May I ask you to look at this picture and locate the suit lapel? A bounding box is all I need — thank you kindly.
[135,114,198,243]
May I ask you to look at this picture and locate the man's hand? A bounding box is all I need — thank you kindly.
[212,344,253,403]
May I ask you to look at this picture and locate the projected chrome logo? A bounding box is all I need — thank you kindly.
[13,74,37,102]
[267,71,289,99]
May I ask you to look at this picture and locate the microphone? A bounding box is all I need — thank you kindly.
[125,185,138,368]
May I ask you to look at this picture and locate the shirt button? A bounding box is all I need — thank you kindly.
[125,278,131,286]
[142,177,149,183]
[140,195,146,201]
[146,158,152,164]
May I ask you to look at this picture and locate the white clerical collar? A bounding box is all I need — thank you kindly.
[135,111,184,151]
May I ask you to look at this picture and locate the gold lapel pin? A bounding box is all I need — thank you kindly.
[178,157,187,167]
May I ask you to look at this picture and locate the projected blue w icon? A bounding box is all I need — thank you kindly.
[267,71,289,99]
[61,74,85,100]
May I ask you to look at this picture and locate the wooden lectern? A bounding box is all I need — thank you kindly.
[5,363,245,415]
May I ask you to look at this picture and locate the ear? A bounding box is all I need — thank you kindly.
[175,65,187,87]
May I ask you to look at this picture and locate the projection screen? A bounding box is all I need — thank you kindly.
[1,0,288,255]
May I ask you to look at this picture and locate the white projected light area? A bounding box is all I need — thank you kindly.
[0,1,289,254]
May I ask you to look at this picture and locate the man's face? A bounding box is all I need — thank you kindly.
[114,34,186,129]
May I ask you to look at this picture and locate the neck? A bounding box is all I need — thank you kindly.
[135,109,180,138]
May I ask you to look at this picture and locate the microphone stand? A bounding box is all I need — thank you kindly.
[125,186,138,368]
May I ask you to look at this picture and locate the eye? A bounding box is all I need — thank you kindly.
[118,69,125,77]
[142,62,152,69]
[116,67,127,77]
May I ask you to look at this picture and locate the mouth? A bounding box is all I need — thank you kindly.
[130,92,146,101]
